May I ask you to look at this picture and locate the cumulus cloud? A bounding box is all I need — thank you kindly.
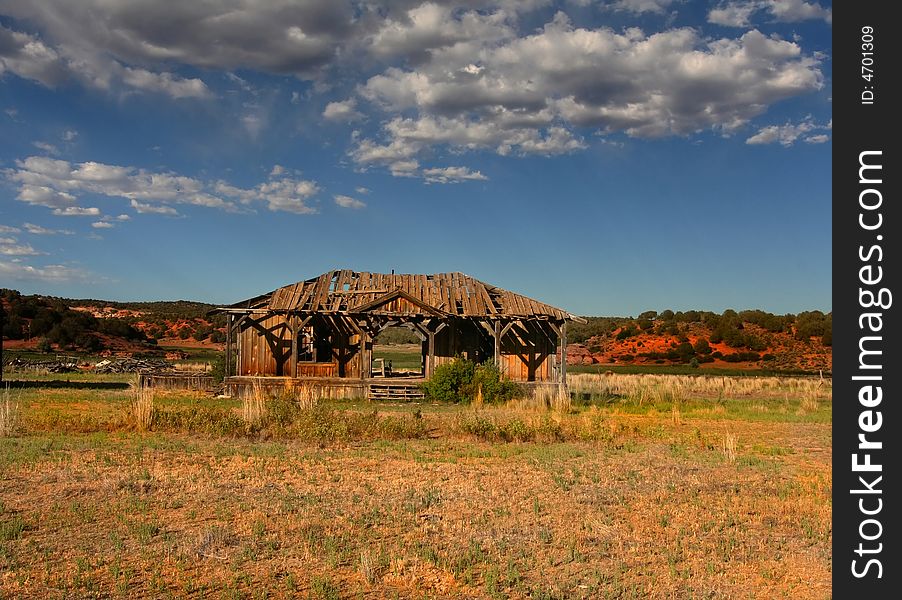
[745,117,830,146]
[323,99,364,122]
[608,0,675,15]
[0,236,44,256]
[52,207,102,216]
[120,66,209,98]
[23,222,74,235]
[0,0,355,87]
[767,0,832,23]
[0,225,20,233]
[708,2,762,27]
[0,21,208,99]
[130,200,179,215]
[421,166,488,183]
[32,141,60,155]
[5,155,322,216]
[0,259,92,282]
[353,17,822,174]
[333,194,366,209]
[708,1,831,27]
[365,2,514,59]
[91,221,114,229]
[0,24,68,86]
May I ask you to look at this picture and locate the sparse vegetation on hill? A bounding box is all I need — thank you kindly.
[1,290,226,351]
[1,289,147,353]
[568,308,832,373]
[3,290,831,372]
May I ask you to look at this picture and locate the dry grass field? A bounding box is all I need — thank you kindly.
[0,371,831,599]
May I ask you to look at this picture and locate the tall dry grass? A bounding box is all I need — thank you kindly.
[511,385,571,414]
[242,380,268,427]
[1,384,20,436]
[132,378,155,431]
[293,383,319,410]
[568,372,831,405]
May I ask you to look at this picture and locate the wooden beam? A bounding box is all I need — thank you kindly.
[427,329,436,378]
[290,316,298,378]
[493,320,501,365]
[561,321,567,386]
[225,313,232,378]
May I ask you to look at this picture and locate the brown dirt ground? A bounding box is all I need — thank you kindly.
[0,414,831,599]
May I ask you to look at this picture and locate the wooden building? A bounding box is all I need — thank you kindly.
[215,270,583,399]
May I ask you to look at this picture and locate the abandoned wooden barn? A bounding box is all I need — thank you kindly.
[215,270,583,400]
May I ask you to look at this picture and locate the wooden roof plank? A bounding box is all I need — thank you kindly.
[233,270,574,321]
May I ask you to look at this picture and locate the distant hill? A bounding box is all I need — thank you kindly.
[2,290,832,372]
[1,289,224,355]
[565,310,831,373]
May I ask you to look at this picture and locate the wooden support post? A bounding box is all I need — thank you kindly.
[561,321,567,386]
[360,332,370,379]
[426,330,435,378]
[493,320,501,365]
[290,316,298,378]
[225,314,232,379]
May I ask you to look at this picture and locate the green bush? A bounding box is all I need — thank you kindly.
[470,362,521,404]
[421,358,475,403]
[421,358,520,404]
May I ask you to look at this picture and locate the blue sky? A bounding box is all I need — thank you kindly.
[1,0,831,316]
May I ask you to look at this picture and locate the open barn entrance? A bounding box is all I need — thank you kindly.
[371,324,424,378]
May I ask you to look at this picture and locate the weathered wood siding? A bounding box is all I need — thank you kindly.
[237,315,291,376]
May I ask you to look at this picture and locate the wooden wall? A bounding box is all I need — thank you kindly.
[235,313,561,382]
[237,314,291,376]
[236,315,361,377]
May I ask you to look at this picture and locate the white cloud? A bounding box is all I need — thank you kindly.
[62,129,78,141]
[252,179,320,214]
[333,194,366,209]
[609,0,674,15]
[421,166,488,183]
[23,222,74,235]
[767,0,831,23]
[91,221,114,229]
[0,237,44,256]
[5,156,271,215]
[323,99,363,122]
[708,1,831,27]
[52,206,101,216]
[120,66,209,99]
[355,186,370,195]
[366,2,514,59]
[0,225,21,233]
[130,200,179,215]
[1,21,209,99]
[0,259,92,282]
[745,117,830,146]
[215,174,321,214]
[0,24,68,86]
[270,165,286,177]
[708,2,762,27]
[353,18,823,175]
[32,141,60,155]
[0,0,354,86]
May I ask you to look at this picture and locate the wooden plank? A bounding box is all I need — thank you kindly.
[312,272,332,311]
[561,321,567,386]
